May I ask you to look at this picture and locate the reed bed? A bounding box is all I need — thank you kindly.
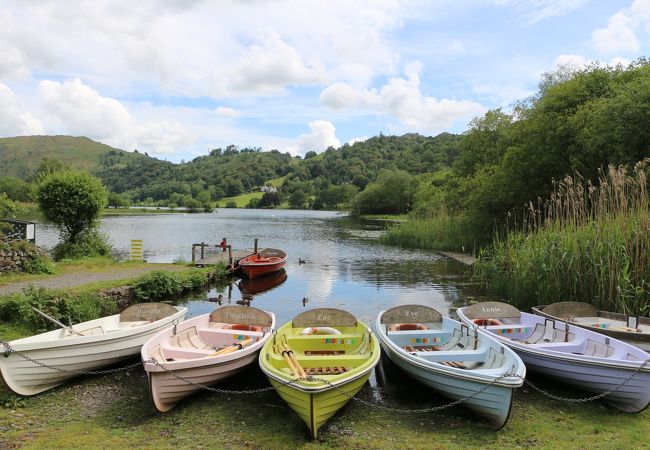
[380,212,470,252]
[474,160,649,314]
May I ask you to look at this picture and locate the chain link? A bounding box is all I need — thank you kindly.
[1,340,146,375]
[3,339,649,411]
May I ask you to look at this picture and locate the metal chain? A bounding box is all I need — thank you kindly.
[3,339,649,408]
[519,358,650,403]
[312,372,520,413]
[148,358,282,394]
[1,340,146,375]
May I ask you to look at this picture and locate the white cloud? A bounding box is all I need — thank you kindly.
[289,120,341,156]
[553,54,588,69]
[3,1,407,99]
[321,71,486,134]
[215,106,241,119]
[592,13,640,53]
[348,136,369,146]
[591,0,650,53]
[0,83,44,136]
[38,78,192,155]
[496,0,589,24]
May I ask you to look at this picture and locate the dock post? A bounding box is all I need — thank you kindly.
[200,242,206,259]
[191,244,196,262]
[254,238,258,253]
[228,245,233,268]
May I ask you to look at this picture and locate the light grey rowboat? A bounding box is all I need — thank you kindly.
[457,302,650,413]
[376,305,525,429]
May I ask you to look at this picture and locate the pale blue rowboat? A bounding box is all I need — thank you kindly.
[375,305,525,430]
[457,301,650,413]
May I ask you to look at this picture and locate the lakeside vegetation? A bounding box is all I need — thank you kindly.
[474,162,649,314]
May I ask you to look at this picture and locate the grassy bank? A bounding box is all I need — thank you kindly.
[380,214,472,253]
[474,163,649,314]
[0,259,229,335]
[1,360,648,449]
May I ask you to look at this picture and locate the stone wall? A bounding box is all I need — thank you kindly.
[0,250,30,273]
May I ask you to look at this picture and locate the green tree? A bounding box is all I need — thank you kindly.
[288,190,308,209]
[108,192,131,208]
[36,171,108,242]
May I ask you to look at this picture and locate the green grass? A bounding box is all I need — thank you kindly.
[360,214,407,221]
[102,208,188,216]
[220,191,264,208]
[0,363,648,449]
[380,215,473,253]
[0,136,124,178]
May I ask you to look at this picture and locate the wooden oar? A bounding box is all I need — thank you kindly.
[31,307,85,337]
[209,338,253,357]
[282,342,306,379]
[278,342,300,377]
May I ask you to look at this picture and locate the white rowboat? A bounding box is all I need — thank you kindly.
[0,302,187,396]
[457,301,650,413]
[376,305,525,430]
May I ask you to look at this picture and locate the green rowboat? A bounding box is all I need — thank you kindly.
[259,308,380,438]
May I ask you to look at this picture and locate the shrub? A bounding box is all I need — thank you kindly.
[52,229,112,261]
[0,286,117,332]
[131,270,210,301]
[36,170,108,242]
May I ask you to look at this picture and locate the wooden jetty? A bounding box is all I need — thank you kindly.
[194,249,254,268]
[437,251,477,266]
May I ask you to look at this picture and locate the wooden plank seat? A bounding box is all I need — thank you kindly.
[403,345,440,352]
[303,366,352,375]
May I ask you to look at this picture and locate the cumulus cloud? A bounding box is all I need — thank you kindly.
[592,0,650,53]
[321,71,486,134]
[553,54,632,70]
[38,78,192,155]
[0,83,44,136]
[289,120,341,156]
[2,1,406,99]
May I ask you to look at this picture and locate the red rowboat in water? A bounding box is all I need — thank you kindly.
[237,248,287,279]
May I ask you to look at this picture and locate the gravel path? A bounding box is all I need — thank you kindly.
[0,264,188,296]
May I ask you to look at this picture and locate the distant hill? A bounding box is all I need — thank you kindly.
[0,135,133,179]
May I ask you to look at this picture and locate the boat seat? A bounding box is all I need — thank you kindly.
[170,326,212,350]
[64,325,104,337]
[512,323,546,344]
[583,339,615,358]
[626,353,640,361]
[150,344,167,363]
[160,342,214,360]
[439,329,462,350]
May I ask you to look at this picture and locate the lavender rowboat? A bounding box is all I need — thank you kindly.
[457,302,650,413]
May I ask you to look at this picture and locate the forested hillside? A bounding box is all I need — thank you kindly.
[0,135,137,179]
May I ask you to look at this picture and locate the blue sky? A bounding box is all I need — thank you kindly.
[1,0,649,162]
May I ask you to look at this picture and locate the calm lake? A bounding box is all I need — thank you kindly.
[35,208,486,326]
[35,208,493,406]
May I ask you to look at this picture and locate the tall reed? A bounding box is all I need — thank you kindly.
[474,160,649,314]
[380,212,470,252]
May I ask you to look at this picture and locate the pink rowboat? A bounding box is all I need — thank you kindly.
[237,248,287,279]
[141,306,275,412]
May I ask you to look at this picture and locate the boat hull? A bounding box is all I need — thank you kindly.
[457,305,650,413]
[142,308,275,412]
[147,352,258,412]
[380,343,516,430]
[268,370,371,438]
[0,309,186,396]
[514,348,650,413]
[240,260,286,279]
